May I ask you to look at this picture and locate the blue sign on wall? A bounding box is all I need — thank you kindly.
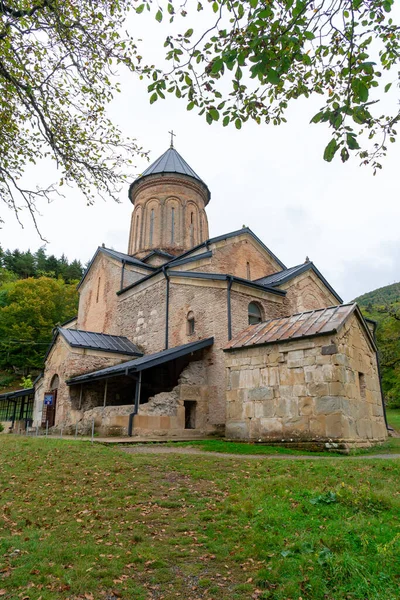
[44,393,54,406]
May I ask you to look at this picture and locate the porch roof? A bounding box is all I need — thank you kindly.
[66,337,214,385]
[0,387,34,401]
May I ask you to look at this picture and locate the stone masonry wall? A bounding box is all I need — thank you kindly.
[224,313,387,448]
[40,337,134,428]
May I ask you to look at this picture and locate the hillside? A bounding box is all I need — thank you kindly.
[354,281,400,408]
[354,281,400,308]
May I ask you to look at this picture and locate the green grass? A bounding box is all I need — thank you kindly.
[0,438,400,599]
[167,439,341,456]
[386,408,400,432]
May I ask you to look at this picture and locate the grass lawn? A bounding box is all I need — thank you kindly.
[1,438,400,600]
[386,408,400,432]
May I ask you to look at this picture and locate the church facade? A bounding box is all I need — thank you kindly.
[29,144,387,449]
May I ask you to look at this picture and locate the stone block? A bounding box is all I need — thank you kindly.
[328,382,345,396]
[321,344,338,355]
[259,417,283,434]
[283,416,309,434]
[293,384,307,397]
[276,397,298,418]
[226,421,250,439]
[227,401,243,420]
[287,349,304,361]
[248,387,274,402]
[309,416,326,436]
[325,413,344,438]
[244,402,254,418]
[299,397,314,416]
[315,396,343,415]
[332,353,348,366]
[316,355,333,366]
[239,368,260,389]
[307,382,330,397]
[254,401,275,419]
[230,370,240,389]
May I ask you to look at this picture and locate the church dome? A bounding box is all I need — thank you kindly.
[129,146,211,205]
[127,145,211,258]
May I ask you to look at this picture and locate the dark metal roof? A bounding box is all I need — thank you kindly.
[60,315,78,327]
[118,268,286,297]
[77,247,154,290]
[67,337,214,385]
[130,147,211,203]
[142,249,175,262]
[255,262,343,303]
[165,228,286,270]
[59,328,142,356]
[225,303,373,350]
[255,264,307,286]
[0,387,34,401]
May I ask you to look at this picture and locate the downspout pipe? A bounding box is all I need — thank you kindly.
[120,260,126,291]
[128,371,141,437]
[376,351,389,431]
[162,267,170,350]
[227,276,234,341]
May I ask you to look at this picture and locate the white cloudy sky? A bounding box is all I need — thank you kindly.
[1,6,399,302]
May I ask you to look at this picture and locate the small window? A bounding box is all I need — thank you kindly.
[248,302,262,325]
[187,311,195,335]
[246,261,251,280]
[359,373,366,399]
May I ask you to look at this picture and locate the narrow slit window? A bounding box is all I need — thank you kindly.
[135,214,140,250]
[96,277,101,303]
[171,207,175,244]
[359,372,366,399]
[149,209,154,246]
[190,212,194,247]
[187,311,195,335]
[246,261,251,280]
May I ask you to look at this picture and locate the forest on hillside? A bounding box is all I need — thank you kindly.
[354,282,400,408]
[0,248,83,382]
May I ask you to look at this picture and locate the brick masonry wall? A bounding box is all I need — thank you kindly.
[281,271,340,315]
[78,254,145,335]
[183,234,282,281]
[128,174,209,256]
[224,313,387,447]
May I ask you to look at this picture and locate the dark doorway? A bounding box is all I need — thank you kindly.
[184,401,196,429]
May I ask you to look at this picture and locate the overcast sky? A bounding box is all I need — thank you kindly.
[1,7,399,303]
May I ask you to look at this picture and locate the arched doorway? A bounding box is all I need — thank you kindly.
[42,374,59,428]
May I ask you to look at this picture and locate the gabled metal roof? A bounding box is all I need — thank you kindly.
[58,328,142,356]
[130,147,211,203]
[67,337,214,385]
[255,262,343,303]
[225,303,374,350]
[77,246,155,290]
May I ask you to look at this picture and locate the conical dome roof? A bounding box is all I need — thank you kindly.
[129,147,211,203]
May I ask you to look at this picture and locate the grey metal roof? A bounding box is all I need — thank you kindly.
[255,264,306,286]
[225,303,375,350]
[130,147,211,203]
[67,337,214,385]
[77,246,155,290]
[0,387,34,401]
[59,328,142,356]
[255,262,343,303]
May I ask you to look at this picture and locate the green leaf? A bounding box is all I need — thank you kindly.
[136,4,145,14]
[341,147,349,162]
[187,102,195,111]
[155,9,163,22]
[235,118,242,130]
[212,1,219,13]
[323,138,338,162]
[184,29,194,38]
[209,108,219,121]
[211,59,224,74]
[223,116,230,127]
[206,112,213,125]
[347,133,360,150]
[149,93,158,104]
[266,69,280,85]
[384,82,392,93]
[304,31,315,40]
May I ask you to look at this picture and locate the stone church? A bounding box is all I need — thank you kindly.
[28,143,387,449]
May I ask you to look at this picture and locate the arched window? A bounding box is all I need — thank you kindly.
[149,209,155,246]
[190,212,194,247]
[50,374,59,390]
[135,214,140,251]
[187,311,195,335]
[248,302,263,325]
